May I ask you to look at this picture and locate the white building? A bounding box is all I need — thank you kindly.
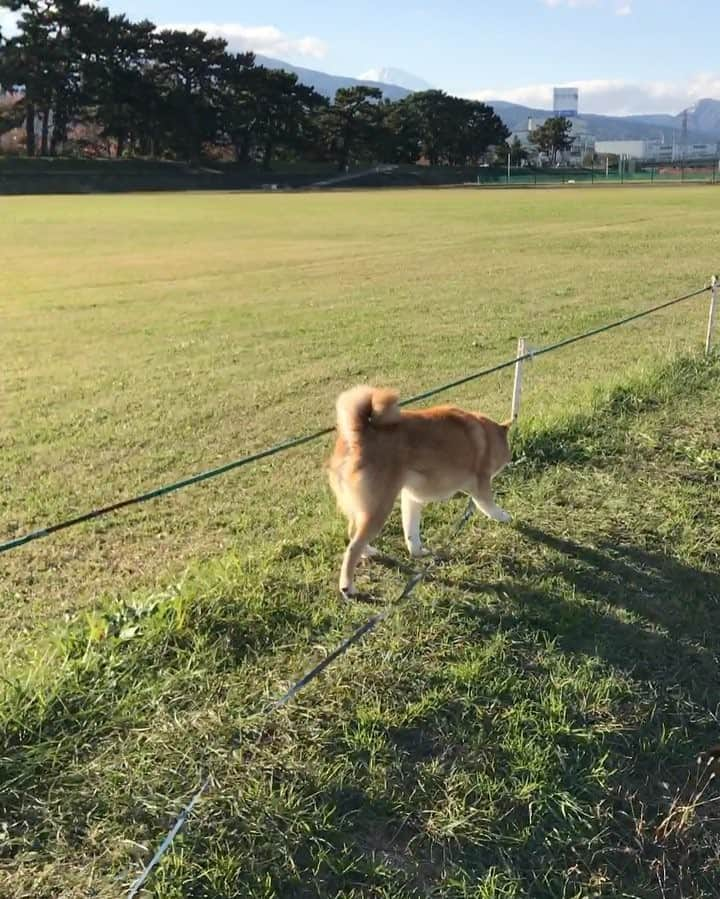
[595,138,719,162]
[507,88,596,164]
[595,140,654,160]
[686,142,719,158]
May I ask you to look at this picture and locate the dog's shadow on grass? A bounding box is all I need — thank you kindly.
[250,524,720,898]
[516,523,720,633]
[465,521,720,701]
[344,520,720,703]
[367,550,504,602]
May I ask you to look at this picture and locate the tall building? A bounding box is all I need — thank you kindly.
[553,87,579,118]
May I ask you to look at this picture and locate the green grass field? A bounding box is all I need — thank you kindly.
[1,187,719,897]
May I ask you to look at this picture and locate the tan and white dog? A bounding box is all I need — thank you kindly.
[327,385,513,597]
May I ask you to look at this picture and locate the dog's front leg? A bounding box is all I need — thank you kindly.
[401,491,431,558]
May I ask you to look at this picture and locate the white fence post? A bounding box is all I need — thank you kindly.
[511,337,528,422]
[706,275,718,355]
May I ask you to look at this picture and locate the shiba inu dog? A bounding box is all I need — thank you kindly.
[327,385,512,597]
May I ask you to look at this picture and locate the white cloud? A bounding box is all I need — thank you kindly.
[543,0,632,13]
[543,0,599,7]
[468,73,720,116]
[0,8,19,37]
[358,67,433,91]
[162,23,328,60]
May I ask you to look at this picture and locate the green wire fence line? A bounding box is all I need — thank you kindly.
[0,282,711,558]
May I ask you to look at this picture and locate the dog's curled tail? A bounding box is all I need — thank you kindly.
[335,385,401,444]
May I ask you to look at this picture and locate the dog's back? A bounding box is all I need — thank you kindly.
[328,386,509,511]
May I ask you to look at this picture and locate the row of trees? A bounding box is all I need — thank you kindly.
[0,0,511,167]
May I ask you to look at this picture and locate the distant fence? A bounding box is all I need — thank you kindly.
[474,157,720,187]
[0,164,324,195]
[2,156,718,195]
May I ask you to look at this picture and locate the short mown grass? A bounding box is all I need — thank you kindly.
[1,188,719,896]
[1,187,718,649]
[2,354,720,897]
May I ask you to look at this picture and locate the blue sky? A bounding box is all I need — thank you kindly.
[4,0,719,113]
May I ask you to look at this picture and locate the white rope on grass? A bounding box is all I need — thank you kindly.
[127,774,212,898]
[125,500,476,897]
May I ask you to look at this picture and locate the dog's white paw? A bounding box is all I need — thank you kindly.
[408,545,432,559]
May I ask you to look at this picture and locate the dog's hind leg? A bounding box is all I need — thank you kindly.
[401,490,431,558]
[339,501,393,598]
[470,478,511,523]
[348,516,379,559]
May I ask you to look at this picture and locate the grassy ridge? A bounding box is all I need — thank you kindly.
[2,354,719,897]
